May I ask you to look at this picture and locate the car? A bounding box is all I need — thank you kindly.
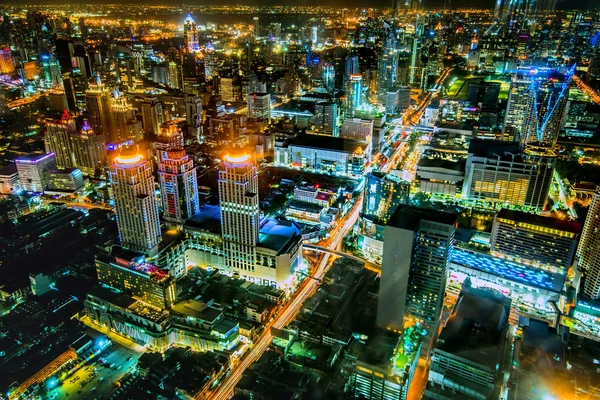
[91,387,97,392]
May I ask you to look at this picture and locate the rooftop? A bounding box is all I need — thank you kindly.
[15,152,55,164]
[284,133,369,154]
[258,218,302,255]
[185,204,222,234]
[387,204,457,230]
[496,208,581,235]
[468,139,522,160]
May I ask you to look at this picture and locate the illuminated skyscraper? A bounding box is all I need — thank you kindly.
[504,66,573,148]
[72,120,106,176]
[85,77,112,140]
[183,14,199,52]
[577,191,600,300]
[377,205,456,330]
[40,53,63,89]
[155,122,185,157]
[322,63,335,92]
[219,154,260,278]
[0,47,15,75]
[141,97,164,136]
[44,110,77,170]
[346,74,363,117]
[111,94,142,143]
[362,172,410,225]
[377,22,399,103]
[344,55,359,86]
[110,149,161,255]
[158,147,200,224]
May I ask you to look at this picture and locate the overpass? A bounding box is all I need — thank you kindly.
[303,244,381,273]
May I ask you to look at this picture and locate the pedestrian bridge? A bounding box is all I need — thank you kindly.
[303,244,381,273]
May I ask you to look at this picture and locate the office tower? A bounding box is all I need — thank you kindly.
[577,191,600,300]
[322,63,335,92]
[247,92,271,123]
[344,55,359,85]
[463,140,555,210]
[363,172,410,224]
[158,147,200,224]
[219,153,260,277]
[385,88,400,115]
[167,61,181,89]
[63,74,77,112]
[85,78,112,139]
[152,65,169,85]
[253,16,260,37]
[44,110,77,170]
[40,53,62,89]
[15,152,57,193]
[49,91,69,112]
[46,168,84,193]
[346,74,363,117]
[185,95,203,127]
[377,22,399,103]
[110,149,161,256]
[184,14,199,52]
[491,209,580,274]
[341,118,374,141]
[111,95,142,143]
[426,287,510,399]
[72,120,106,177]
[204,44,217,82]
[79,17,88,37]
[314,101,339,136]
[504,67,573,147]
[0,47,14,74]
[141,97,164,136]
[219,77,242,102]
[409,17,423,86]
[54,39,75,73]
[377,205,456,330]
[95,247,176,308]
[311,26,318,47]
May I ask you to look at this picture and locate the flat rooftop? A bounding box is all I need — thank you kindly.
[285,133,369,154]
[185,204,222,234]
[258,218,302,255]
[387,204,457,230]
[496,208,581,235]
[437,287,510,369]
[468,139,522,160]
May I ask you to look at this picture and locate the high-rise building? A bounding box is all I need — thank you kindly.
[0,163,21,195]
[377,205,456,330]
[463,140,555,210]
[362,172,410,224]
[0,47,15,75]
[40,53,63,89]
[344,55,359,85]
[426,287,511,400]
[183,14,199,53]
[85,78,113,139]
[577,191,600,300]
[110,149,161,255]
[44,110,77,170]
[72,120,106,176]
[377,22,399,103]
[247,92,271,123]
[95,246,176,308]
[158,147,200,224]
[204,44,217,82]
[155,122,185,156]
[504,66,573,147]
[46,168,84,193]
[491,209,580,274]
[141,97,164,136]
[314,102,339,136]
[219,153,260,277]
[15,153,57,193]
[167,61,181,89]
[322,63,335,92]
[111,95,142,143]
[185,95,203,129]
[346,74,363,117]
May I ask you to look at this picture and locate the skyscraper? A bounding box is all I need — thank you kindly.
[183,14,199,53]
[362,172,410,225]
[111,94,142,143]
[158,147,200,224]
[577,191,600,300]
[377,205,456,330]
[219,153,260,278]
[0,47,15,74]
[247,92,271,123]
[314,102,339,136]
[504,66,573,147]
[72,120,106,176]
[110,149,161,255]
[155,122,185,157]
[344,55,359,85]
[322,63,335,92]
[85,78,112,140]
[44,110,77,170]
[346,74,363,117]
[141,97,164,136]
[40,53,63,89]
[377,22,399,103]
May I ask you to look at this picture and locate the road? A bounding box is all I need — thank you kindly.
[208,197,363,400]
[552,170,577,219]
[42,199,114,211]
[573,74,600,105]
[402,67,453,126]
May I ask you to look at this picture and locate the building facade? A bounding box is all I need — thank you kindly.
[158,148,200,224]
[15,152,57,193]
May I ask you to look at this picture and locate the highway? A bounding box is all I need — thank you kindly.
[573,74,600,105]
[208,197,363,400]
